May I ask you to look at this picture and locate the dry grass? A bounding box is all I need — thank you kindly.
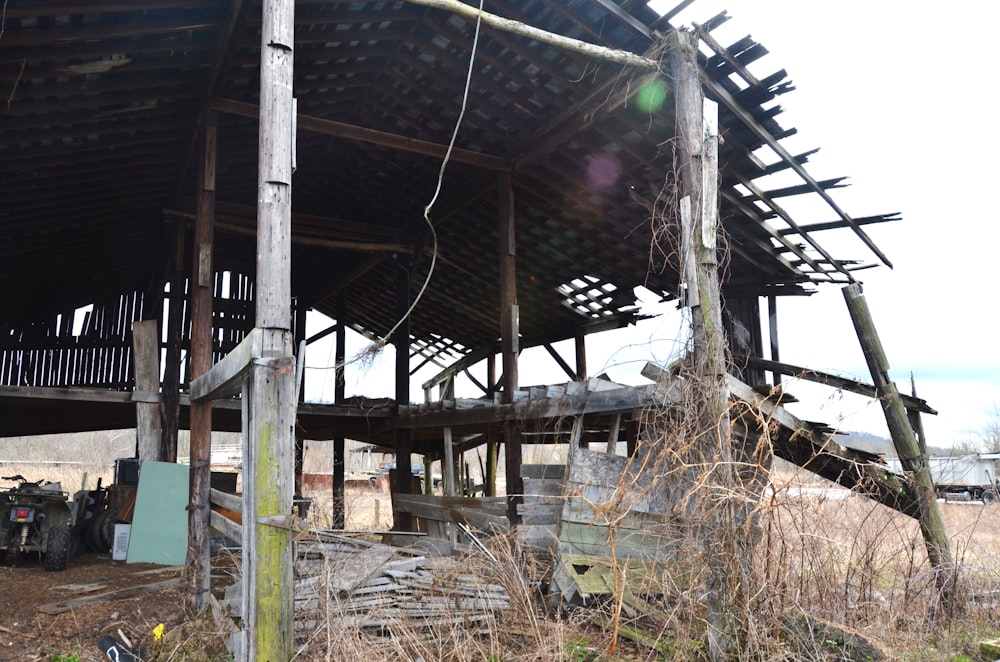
[11,460,1000,660]
[291,486,1000,661]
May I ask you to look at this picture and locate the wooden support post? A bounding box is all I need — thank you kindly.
[485,353,497,497]
[393,257,414,531]
[843,283,956,612]
[187,111,217,613]
[672,31,739,661]
[575,330,587,380]
[498,173,522,524]
[333,292,346,529]
[293,304,306,502]
[132,319,162,462]
[443,426,457,544]
[605,413,622,454]
[160,221,184,464]
[767,295,781,389]
[245,0,296,657]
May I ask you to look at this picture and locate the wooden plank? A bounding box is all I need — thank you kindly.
[189,328,263,401]
[520,464,565,480]
[210,487,242,512]
[0,385,134,403]
[210,509,243,543]
[392,494,509,533]
[37,578,184,615]
[396,383,656,429]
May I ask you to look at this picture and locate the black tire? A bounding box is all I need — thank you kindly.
[984,490,997,504]
[89,508,117,553]
[44,525,72,571]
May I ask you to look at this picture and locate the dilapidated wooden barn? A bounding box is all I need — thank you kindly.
[0,0,945,657]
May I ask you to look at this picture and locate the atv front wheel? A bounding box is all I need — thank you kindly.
[44,525,72,571]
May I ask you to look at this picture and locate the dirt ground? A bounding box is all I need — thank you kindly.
[0,549,228,662]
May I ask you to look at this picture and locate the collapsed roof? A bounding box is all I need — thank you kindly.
[0,0,898,428]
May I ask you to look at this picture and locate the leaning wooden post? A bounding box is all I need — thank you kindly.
[246,0,297,656]
[671,30,740,660]
[843,283,957,613]
[187,111,217,613]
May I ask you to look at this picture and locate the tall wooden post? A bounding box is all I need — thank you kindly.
[293,303,306,500]
[187,110,217,612]
[767,295,781,389]
[498,173,522,524]
[245,0,296,657]
[672,31,738,660]
[333,292,347,529]
[393,257,414,531]
[574,330,587,380]
[485,353,497,496]
[160,221,184,464]
[843,283,956,612]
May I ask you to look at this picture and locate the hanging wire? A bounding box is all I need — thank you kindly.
[308,0,487,395]
[371,0,486,350]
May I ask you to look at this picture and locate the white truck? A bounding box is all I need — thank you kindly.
[884,454,1000,502]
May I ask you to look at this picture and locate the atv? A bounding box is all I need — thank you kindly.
[0,474,74,571]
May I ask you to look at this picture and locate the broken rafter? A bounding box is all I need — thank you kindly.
[742,355,937,415]
[701,74,893,269]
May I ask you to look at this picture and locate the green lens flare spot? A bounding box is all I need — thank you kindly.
[636,80,668,113]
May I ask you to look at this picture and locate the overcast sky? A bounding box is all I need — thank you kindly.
[306,0,1000,448]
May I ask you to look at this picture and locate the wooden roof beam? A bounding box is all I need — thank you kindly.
[210,97,511,171]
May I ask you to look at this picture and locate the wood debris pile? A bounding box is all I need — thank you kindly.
[294,533,511,642]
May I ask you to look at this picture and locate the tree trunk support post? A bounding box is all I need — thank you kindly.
[187,110,217,614]
[672,30,740,661]
[498,173,522,525]
[843,283,957,612]
[245,0,297,657]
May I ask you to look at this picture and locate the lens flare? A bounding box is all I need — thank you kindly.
[585,153,622,192]
[636,79,668,114]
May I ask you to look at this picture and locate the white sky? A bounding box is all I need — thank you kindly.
[305,0,1000,448]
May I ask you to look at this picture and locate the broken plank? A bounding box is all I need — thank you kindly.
[38,578,183,615]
